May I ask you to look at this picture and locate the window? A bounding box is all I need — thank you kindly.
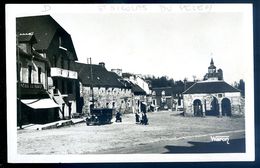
[28,65,32,84]
[59,36,68,51]
[38,67,41,83]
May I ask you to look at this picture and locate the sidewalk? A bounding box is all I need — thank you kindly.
[17,118,86,130]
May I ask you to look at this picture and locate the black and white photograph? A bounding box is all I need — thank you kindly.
[6,3,254,163]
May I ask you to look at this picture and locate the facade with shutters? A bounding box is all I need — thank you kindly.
[17,33,60,125]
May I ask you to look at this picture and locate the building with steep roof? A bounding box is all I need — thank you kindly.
[128,81,148,113]
[17,15,79,120]
[183,59,243,117]
[74,62,133,114]
[151,81,194,111]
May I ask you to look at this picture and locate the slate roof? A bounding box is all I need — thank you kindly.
[122,73,133,78]
[130,82,146,95]
[152,82,195,96]
[16,15,77,60]
[183,80,240,94]
[74,62,126,88]
[153,87,173,96]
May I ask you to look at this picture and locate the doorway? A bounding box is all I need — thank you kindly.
[221,98,232,116]
[193,99,202,117]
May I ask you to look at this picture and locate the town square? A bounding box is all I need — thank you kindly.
[17,110,245,154]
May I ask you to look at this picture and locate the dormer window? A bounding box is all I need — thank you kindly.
[18,33,36,55]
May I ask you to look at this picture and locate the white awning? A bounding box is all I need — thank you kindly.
[21,98,61,109]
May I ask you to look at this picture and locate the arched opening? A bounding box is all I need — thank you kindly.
[206,97,219,116]
[222,98,232,116]
[193,99,202,117]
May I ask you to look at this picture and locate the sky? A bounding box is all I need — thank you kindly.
[12,4,253,84]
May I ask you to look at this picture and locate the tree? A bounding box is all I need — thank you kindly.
[234,79,245,97]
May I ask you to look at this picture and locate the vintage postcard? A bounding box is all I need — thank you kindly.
[6,3,254,162]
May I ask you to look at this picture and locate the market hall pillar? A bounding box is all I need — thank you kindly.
[202,100,206,117]
[218,102,222,117]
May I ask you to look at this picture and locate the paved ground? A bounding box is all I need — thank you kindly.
[17,110,245,154]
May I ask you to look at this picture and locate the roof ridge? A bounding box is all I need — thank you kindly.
[183,82,197,94]
[183,80,240,94]
[153,86,172,89]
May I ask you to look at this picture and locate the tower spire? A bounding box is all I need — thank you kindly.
[210,58,214,65]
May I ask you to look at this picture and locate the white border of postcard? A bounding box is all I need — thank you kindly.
[6,3,254,163]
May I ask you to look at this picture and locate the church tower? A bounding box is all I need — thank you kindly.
[204,58,220,81]
[208,58,216,74]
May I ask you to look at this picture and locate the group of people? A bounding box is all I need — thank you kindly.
[135,112,149,125]
[115,111,149,125]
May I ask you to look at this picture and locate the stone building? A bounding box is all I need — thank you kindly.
[74,62,133,115]
[152,87,175,110]
[152,81,194,111]
[129,81,147,113]
[121,73,152,113]
[183,58,243,117]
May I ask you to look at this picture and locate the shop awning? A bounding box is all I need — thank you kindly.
[21,98,61,109]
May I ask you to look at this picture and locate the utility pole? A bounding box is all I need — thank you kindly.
[89,57,94,112]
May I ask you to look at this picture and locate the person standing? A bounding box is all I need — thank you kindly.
[135,112,140,123]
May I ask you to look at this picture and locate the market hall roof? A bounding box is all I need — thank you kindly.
[74,62,127,88]
[16,15,78,60]
[183,80,240,94]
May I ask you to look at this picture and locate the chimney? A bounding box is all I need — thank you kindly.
[99,62,105,68]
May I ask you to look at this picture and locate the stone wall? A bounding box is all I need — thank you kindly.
[80,84,133,115]
[183,92,243,117]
